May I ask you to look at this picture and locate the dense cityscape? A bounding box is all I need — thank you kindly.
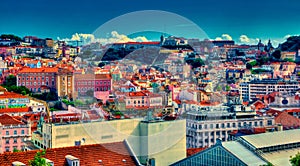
[1,1,300,166]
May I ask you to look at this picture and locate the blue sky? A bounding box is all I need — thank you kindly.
[1,0,300,45]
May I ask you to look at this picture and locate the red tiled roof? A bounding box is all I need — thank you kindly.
[0,91,27,99]
[0,107,30,114]
[95,74,112,80]
[0,114,24,125]
[285,109,300,113]
[128,91,147,97]
[0,86,7,92]
[275,112,300,129]
[266,109,282,116]
[0,142,136,166]
[18,67,58,73]
[186,147,207,157]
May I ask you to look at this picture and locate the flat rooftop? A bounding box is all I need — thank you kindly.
[241,129,300,149]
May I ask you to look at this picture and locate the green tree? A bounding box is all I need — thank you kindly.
[4,85,30,95]
[28,150,50,166]
[246,63,253,69]
[0,34,22,41]
[272,50,281,59]
[74,100,84,106]
[13,148,21,152]
[290,152,300,166]
[260,162,273,166]
[98,62,106,67]
[46,92,58,101]
[3,75,16,86]
[249,60,257,67]
[225,85,231,91]
[191,58,205,68]
[216,85,222,91]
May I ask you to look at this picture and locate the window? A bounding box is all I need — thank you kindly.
[5,147,9,152]
[6,131,9,135]
[227,123,230,128]
[233,123,236,128]
[14,130,17,135]
[5,139,9,144]
[221,123,225,128]
[267,120,273,126]
[14,138,17,144]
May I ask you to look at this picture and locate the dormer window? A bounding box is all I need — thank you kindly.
[66,155,80,166]
[12,161,26,166]
[44,158,54,166]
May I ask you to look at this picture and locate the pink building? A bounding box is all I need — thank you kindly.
[0,114,30,153]
[0,47,8,54]
[17,67,59,92]
[74,73,112,96]
[124,90,163,109]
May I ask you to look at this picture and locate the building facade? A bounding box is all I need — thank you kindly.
[17,67,59,92]
[0,114,31,153]
[240,78,299,101]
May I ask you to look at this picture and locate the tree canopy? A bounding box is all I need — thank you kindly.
[28,150,51,166]
[3,75,16,87]
[272,50,281,59]
[0,34,22,41]
[189,58,205,69]
[290,152,300,166]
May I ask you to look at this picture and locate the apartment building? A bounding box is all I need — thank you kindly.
[240,78,299,101]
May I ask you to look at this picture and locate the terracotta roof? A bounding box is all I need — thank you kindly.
[186,147,207,157]
[275,112,300,129]
[95,74,111,80]
[0,114,24,125]
[0,107,30,114]
[0,91,27,99]
[265,109,282,116]
[127,91,148,97]
[0,86,7,92]
[0,142,136,166]
[18,67,58,73]
[285,109,300,113]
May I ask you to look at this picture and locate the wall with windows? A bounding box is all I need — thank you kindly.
[0,124,30,153]
[186,115,275,148]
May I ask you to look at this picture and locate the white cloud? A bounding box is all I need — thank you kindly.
[58,31,149,45]
[221,34,232,40]
[239,35,260,45]
[215,34,233,41]
[239,35,250,43]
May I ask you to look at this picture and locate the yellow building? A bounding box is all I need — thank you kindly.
[57,68,74,98]
[281,51,296,60]
[36,118,186,166]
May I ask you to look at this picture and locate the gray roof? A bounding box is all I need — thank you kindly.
[223,141,266,166]
[262,147,300,166]
[241,129,300,149]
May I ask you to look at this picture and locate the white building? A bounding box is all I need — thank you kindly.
[186,110,275,148]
